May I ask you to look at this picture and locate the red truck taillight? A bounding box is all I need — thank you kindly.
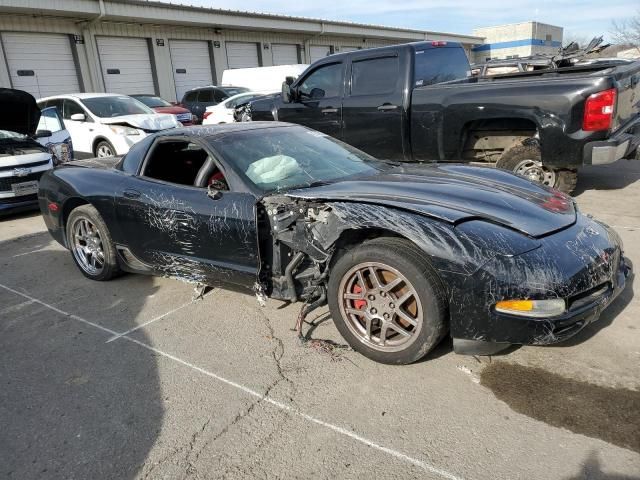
[203,111,212,120]
[583,88,617,131]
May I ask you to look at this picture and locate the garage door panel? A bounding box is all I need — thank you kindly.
[226,42,260,69]
[2,32,80,98]
[169,40,213,101]
[309,45,331,63]
[272,44,298,65]
[96,36,155,95]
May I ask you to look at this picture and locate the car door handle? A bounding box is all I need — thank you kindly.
[321,107,338,114]
[123,189,141,199]
[377,104,399,111]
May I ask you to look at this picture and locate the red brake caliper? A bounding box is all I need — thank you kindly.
[352,284,367,310]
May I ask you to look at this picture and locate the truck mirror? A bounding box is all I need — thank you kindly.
[285,76,295,86]
[282,81,292,103]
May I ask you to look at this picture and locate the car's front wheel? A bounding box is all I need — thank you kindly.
[95,140,116,158]
[328,237,448,364]
[66,205,121,281]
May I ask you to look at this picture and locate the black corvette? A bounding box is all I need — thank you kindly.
[38,122,630,364]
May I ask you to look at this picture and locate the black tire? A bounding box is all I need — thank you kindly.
[66,205,121,281]
[328,237,448,365]
[497,144,578,194]
[94,140,116,158]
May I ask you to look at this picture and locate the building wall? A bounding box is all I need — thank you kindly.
[471,21,563,62]
[0,13,413,101]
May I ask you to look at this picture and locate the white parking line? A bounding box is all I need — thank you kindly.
[105,294,212,343]
[12,248,48,258]
[0,282,463,480]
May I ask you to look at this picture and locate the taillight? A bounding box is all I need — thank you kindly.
[431,41,447,47]
[203,111,212,120]
[583,88,616,131]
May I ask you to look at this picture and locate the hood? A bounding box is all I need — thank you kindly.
[100,113,179,131]
[0,88,40,135]
[152,106,190,115]
[287,164,576,238]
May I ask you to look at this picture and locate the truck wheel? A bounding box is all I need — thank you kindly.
[66,205,121,281]
[497,144,578,193]
[328,237,448,365]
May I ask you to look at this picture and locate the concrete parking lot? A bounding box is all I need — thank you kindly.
[1,160,639,480]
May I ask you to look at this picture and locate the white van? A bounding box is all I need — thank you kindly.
[221,64,309,94]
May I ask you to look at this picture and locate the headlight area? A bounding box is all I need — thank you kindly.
[109,125,140,136]
[494,298,566,318]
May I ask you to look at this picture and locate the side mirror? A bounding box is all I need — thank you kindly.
[70,113,86,122]
[34,129,52,139]
[207,182,225,200]
[281,81,291,103]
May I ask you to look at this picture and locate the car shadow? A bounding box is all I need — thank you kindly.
[572,160,640,197]
[0,244,164,480]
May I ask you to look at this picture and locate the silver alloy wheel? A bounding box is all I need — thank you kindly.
[338,261,423,352]
[513,159,557,186]
[96,143,114,158]
[71,216,105,275]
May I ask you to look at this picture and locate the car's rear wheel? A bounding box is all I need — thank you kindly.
[328,237,447,364]
[497,144,578,193]
[66,205,120,281]
[95,140,116,158]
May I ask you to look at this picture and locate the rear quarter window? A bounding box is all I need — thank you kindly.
[414,47,470,87]
[351,56,399,96]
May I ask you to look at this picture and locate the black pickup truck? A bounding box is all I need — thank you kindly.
[248,41,640,192]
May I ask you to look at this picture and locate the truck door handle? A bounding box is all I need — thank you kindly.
[321,107,338,114]
[377,104,399,111]
[123,189,141,199]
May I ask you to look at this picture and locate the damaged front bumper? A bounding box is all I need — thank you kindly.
[451,216,631,355]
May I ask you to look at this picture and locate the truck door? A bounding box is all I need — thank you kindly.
[341,53,405,160]
[277,61,344,139]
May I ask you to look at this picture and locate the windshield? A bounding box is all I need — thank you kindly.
[134,96,172,108]
[209,126,389,193]
[82,96,154,118]
[220,87,250,97]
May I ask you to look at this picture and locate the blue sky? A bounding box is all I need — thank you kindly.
[159,0,637,42]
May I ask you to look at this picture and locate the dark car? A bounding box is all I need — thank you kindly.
[248,41,640,193]
[130,94,195,126]
[37,123,630,364]
[180,86,250,123]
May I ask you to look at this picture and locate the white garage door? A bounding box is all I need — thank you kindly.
[170,40,213,101]
[272,44,299,65]
[96,36,155,95]
[226,42,260,69]
[2,32,80,99]
[309,45,331,63]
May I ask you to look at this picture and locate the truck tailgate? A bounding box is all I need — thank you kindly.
[613,61,640,130]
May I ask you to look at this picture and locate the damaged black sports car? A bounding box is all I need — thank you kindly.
[38,123,630,364]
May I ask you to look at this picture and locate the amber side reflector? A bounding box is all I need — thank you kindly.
[495,299,534,312]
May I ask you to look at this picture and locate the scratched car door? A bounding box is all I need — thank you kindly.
[115,173,259,290]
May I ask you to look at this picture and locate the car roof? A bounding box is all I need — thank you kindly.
[155,121,298,139]
[38,92,131,102]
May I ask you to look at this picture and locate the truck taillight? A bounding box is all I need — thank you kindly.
[583,88,616,131]
[431,41,447,47]
[203,111,212,120]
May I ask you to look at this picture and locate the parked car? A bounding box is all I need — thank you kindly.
[248,41,640,193]
[37,93,181,158]
[0,88,61,215]
[202,92,265,125]
[36,105,73,164]
[38,122,630,364]
[130,94,196,126]
[180,86,250,123]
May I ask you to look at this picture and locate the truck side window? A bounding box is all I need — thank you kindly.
[351,56,399,96]
[298,63,342,100]
[414,48,470,87]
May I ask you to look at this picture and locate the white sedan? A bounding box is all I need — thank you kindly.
[37,93,181,158]
[202,92,263,125]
